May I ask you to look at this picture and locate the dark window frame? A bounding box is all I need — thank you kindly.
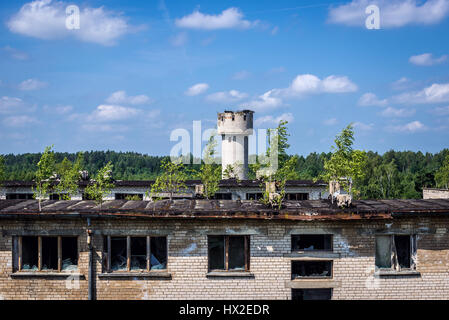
[291,234,333,252]
[15,236,78,272]
[102,235,168,273]
[208,235,250,272]
[292,288,333,300]
[375,234,417,271]
[291,260,333,279]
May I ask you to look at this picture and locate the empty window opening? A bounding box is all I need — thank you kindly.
[111,237,127,271]
[6,193,34,200]
[49,194,62,200]
[115,193,144,200]
[21,236,38,271]
[208,235,250,272]
[286,193,309,201]
[61,237,78,271]
[291,235,332,251]
[292,289,332,301]
[42,237,58,270]
[246,193,263,200]
[375,235,416,271]
[104,236,168,272]
[17,236,78,272]
[291,261,332,279]
[150,237,167,270]
[212,193,232,200]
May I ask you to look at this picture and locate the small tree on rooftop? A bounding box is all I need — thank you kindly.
[435,154,449,189]
[33,145,57,211]
[55,152,84,200]
[199,135,221,199]
[150,158,187,201]
[322,123,367,199]
[84,161,114,209]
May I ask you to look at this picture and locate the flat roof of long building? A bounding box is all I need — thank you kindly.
[0,199,448,221]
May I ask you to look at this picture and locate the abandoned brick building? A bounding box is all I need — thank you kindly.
[1,197,449,300]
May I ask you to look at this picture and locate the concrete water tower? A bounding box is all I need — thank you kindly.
[217,110,254,180]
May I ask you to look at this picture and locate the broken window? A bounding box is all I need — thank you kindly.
[208,235,250,272]
[6,193,34,200]
[292,289,332,301]
[246,193,263,200]
[291,261,332,279]
[212,193,232,200]
[291,235,332,251]
[49,194,62,200]
[286,193,309,200]
[15,236,78,272]
[103,236,168,272]
[375,235,416,271]
[115,193,144,200]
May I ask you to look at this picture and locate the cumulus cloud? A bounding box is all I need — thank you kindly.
[175,7,257,30]
[255,113,294,127]
[87,105,140,122]
[19,78,48,91]
[7,0,137,46]
[388,120,427,132]
[279,74,357,97]
[0,96,29,114]
[391,77,411,91]
[395,82,449,104]
[409,53,448,66]
[380,107,415,117]
[323,118,338,126]
[353,121,374,131]
[106,91,151,105]
[241,90,283,112]
[206,90,248,103]
[328,0,449,28]
[358,93,388,107]
[2,115,38,127]
[185,83,209,96]
[432,105,449,115]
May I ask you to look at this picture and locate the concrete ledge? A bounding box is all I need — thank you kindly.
[206,271,255,278]
[375,270,421,277]
[98,272,172,279]
[285,279,340,289]
[11,272,84,279]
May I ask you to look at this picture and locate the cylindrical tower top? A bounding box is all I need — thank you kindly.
[217,110,254,135]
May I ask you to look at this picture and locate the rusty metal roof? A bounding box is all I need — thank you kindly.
[0,199,448,221]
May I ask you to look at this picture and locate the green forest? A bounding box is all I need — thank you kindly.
[1,148,448,200]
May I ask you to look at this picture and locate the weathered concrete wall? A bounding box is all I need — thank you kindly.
[1,217,449,300]
[423,188,449,199]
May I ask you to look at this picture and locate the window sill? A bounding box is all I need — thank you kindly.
[98,272,171,279]
[206,271,254,278]
[11,272,84,279]
[286,251,340,259]
[286,279,341,289]
[375,270,421,277]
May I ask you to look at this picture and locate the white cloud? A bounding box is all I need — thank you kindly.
[388,120,427,132]
[323,118,338,126]
[19,78,48,91]
[353,121,374,131]
[409,53,448,66]
[175,7,257,30]
[0,96,28,114]
[381,106,415,117]
[185,83,209,96]
[7,0,136,46]
[2,46,29,60]
[391,77,411,91]
[358,93,388,107]
[395,82,449,104]
[106,91,151,105]
[280,74,357,97]
[241,90,283,112]
[2,115,38,127]
[87,104,140,122]
[255,113,294,127]
[43,104,73,114]
[328,0,449,28]
[206,90,248,103]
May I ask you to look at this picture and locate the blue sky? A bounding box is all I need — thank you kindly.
[0,0,448,156]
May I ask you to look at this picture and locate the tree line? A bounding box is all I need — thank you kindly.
[0,123,448,201]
